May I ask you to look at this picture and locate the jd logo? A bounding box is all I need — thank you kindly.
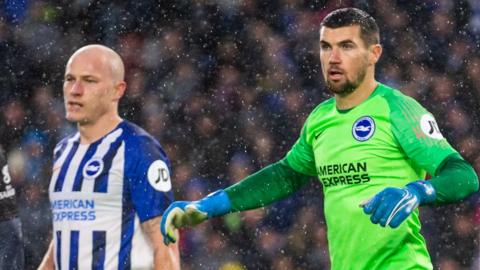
[147,160,171,192]
[155,167,169,183]
[420,114,443,140]
[428,121,439,134]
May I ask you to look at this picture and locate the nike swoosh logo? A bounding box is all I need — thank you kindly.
[314,131,324,140]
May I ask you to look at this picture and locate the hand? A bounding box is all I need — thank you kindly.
[361,181,436,228]
[160,201,208,245]
[161,190,231,245]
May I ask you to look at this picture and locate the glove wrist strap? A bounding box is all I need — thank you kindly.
[406,181,436,205]
[199,189,232,218]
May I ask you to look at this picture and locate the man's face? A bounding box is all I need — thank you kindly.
[319,25,371,95]
[63,52,115,125]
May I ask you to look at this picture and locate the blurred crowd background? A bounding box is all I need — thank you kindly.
[1,0,480,269]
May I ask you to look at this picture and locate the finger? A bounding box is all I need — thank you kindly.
[359,197,372,207]
[169,207,187,228]
[370,198,389,225]
[160,208,172,237]
[165,226,177,245]
[161,207,185,245]
[362,194,381,214]
[378,201,398,227]
[386,208,409,228]
[185,204,208,225]
[163,232,172,245]
[386,199,416,228]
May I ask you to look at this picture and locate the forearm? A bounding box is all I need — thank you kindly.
[430,153,479,204]
[37,240,54,270]
[142,217,180,270]
[161,159,312,244]
[225,158,311,212]
[153,241,180,270]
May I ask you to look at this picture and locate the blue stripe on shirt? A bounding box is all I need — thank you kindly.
[72,143,100,191]
[94,139,122,193]
[53,141,68,163]
[56,231,62,270]
[92,231,106,270]
[54,142,79,192]
[69,231,79,270]
[118,185,134,269]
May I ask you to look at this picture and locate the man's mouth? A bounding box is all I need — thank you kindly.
[328,69,344,81]
[67,101,83,109]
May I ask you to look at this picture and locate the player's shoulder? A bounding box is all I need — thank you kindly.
[119,120,169,161]
[120,120,161,148]
[54,132,79,157]
[308,97,335,117]
[302,97,336,129]
[56,132,79,147]
[315,96,335,109]
[375,83,427,112]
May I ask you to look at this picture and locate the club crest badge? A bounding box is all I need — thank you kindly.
[352,116,375,141]
[83,158,104,179]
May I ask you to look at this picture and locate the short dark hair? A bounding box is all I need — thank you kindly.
[320,8,380,46]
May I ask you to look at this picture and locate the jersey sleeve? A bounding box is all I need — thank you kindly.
[128,136,174,222]
[285,123,317,176]
[225,158,311,212]
[388,94,458,176]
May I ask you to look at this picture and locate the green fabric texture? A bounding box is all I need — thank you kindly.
[225,158,311,212]
[384,87,458,176]
[430,153,479,204]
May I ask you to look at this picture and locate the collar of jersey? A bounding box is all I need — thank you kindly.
[335,83,382,114]
[75,120,125,145]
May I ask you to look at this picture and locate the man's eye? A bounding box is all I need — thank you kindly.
[321,44,331,50]
[341,43,354,49]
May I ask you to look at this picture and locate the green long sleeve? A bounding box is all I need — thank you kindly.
[225,158,312,212]
[430,153,479,204]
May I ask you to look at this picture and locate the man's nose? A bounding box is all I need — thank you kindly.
[70,81,83,95]
[329,48,341,63]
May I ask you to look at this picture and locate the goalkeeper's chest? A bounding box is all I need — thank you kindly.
[310,114,405,187]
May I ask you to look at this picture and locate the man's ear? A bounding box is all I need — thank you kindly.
[113,81,126,101]
[369,44,382,65]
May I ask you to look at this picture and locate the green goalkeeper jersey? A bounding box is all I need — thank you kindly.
[285,83,457,270]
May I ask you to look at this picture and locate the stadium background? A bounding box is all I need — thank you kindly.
[1,0,480,269]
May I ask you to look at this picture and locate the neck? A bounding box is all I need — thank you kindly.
[78,113,122,144]
[335,76,378,110]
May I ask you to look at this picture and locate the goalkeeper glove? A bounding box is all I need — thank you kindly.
[361,181,436,228]
[160,189,232,245]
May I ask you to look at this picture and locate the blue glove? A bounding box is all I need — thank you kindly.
[160,189,232,245]
[361,181,436,228]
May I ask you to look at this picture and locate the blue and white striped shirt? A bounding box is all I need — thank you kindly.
[49,121,174,269]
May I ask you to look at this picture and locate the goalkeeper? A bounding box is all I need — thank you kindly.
[161,7,478,270]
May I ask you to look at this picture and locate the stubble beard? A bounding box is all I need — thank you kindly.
[326,66,367,97]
